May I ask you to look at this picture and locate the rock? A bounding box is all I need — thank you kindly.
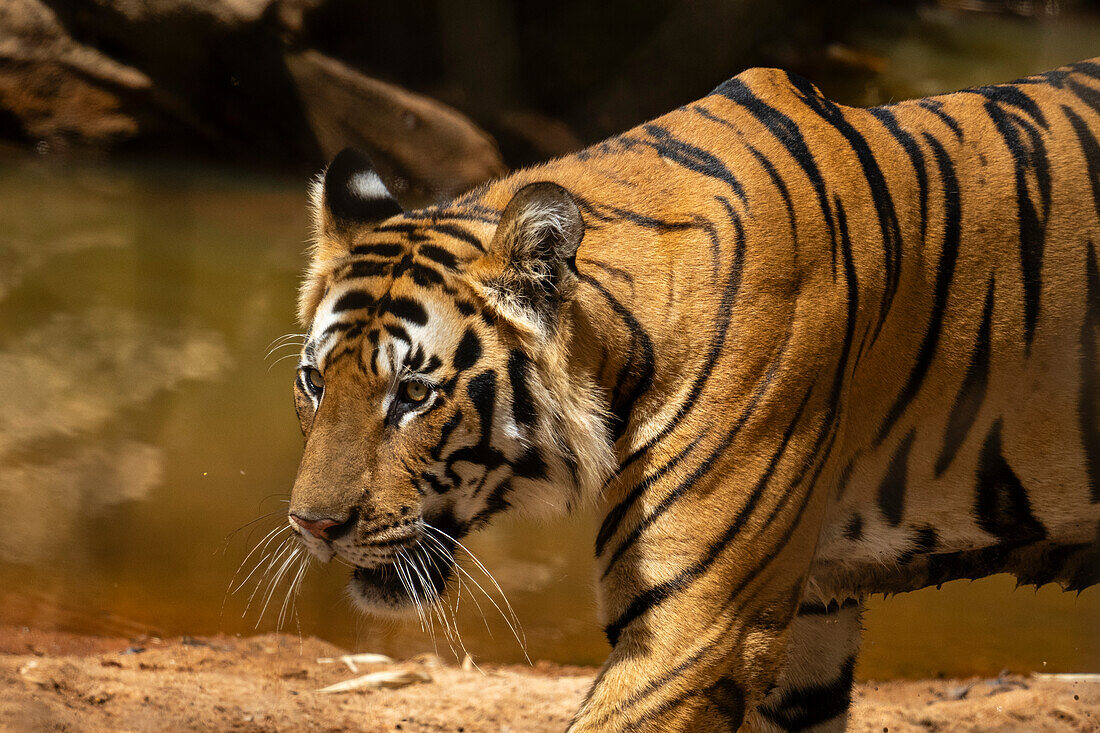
[0,0,506,198]
[285,50,506,202]
[0,0,153,150]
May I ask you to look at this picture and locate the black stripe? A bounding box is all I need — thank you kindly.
[392,258,446,288]
[466,370,498,441]
[590,203,698,232]
[843,513,863,541]
[424,355,443,374]
[785,71,903,344]
[639,124,748,205]
[619,412,845,722]
[428,410,462,464]
[743,142,798,242]
[417,243,461,270]
[974,88,1050,347]
[452,328,482,372]
[594,435,704,558]
[1082,241,1100,502]
[426,223,485,250]
[577,274,655,442]
[1066,76,1100,116]
[351,242,405,258]
[759,656,856,731]
[878,428,916,527]
[918,99,963,140]
[897,526,939,565]
[383,323,410,344]
[875,133,962,445]
[618,323,852,718]
[599,333,791,574]
[868,106,930,244]
[970,83,1049,128]
[974,420,1047,542]
[583,258,635,284]
[506,350,538,427]
[616,203,743,469]
[345,260,391,279]
[709,79,835,262]
[513,447,547,480]
[935,276,995,476]
[332,290,375,313]
[1065,105,1100,221]
[1063,101,1100,496]
[379,296,428,326]
[374,222,428,242]
[603,385,812,646]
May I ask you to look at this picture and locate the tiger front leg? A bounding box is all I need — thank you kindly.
[748,598,864,732]
[574,439,837,732]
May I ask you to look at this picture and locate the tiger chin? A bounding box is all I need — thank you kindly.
[287,58,1100,732]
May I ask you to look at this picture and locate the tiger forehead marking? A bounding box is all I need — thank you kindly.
[287,63,1100,732]
[307,223,490,373]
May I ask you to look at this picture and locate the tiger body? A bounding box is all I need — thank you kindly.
[288,59,1100,732]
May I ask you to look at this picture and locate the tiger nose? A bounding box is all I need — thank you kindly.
[290,513,348,540]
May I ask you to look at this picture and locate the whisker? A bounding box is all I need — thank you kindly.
[265,332,307,352]
[218,510,287,555]
[256,546,302,627]
[418,541,470,662]
[279,554,310,631]
[394,550,427,634]
[423,533,492,637]
[423,523,528,660]
[399,548,444,658]
[267,352,304,373]
[229,524,292,595]
[410,545,459,660]
[244,537,295,616]
[264,341,306,361]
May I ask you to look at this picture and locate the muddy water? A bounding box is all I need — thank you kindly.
[3,11,1100,676]
[0,157,1095,680]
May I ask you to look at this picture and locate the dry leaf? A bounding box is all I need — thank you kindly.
[316,653,394,673]
[316,669,431,693]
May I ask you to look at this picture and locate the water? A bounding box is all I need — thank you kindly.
[2,10,1100,676]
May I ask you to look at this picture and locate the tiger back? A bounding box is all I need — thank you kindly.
[287,58,1100,731]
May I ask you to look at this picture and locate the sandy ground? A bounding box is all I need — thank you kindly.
[0,627,1096,732]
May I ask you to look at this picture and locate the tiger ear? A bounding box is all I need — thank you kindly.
[473,182,585,331]
[300,148,402,325]
[309,147,402,264]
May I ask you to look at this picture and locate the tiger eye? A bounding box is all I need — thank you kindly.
[403,381,430,403]
[307,367,325,392]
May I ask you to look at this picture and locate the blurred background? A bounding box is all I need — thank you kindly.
[0,0,1097,679]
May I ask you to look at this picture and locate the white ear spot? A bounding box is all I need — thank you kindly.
[348,171,392,201]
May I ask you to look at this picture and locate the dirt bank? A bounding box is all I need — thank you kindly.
[0,627,1095,732]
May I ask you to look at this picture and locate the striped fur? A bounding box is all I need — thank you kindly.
[288,59,1100,730]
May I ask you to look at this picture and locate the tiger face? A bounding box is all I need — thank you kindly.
[288,149,614,615]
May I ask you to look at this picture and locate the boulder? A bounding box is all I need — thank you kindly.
[0,0,507,197]
[285,50,506,202]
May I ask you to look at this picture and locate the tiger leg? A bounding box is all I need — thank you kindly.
[573,484,834,732]
[746,598,863,732]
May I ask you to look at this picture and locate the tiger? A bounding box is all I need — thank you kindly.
[286,57,1100,731]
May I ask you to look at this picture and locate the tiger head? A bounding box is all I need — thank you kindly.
[288,149,614,615]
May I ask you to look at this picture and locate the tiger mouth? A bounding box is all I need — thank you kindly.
[348,542,456,612]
